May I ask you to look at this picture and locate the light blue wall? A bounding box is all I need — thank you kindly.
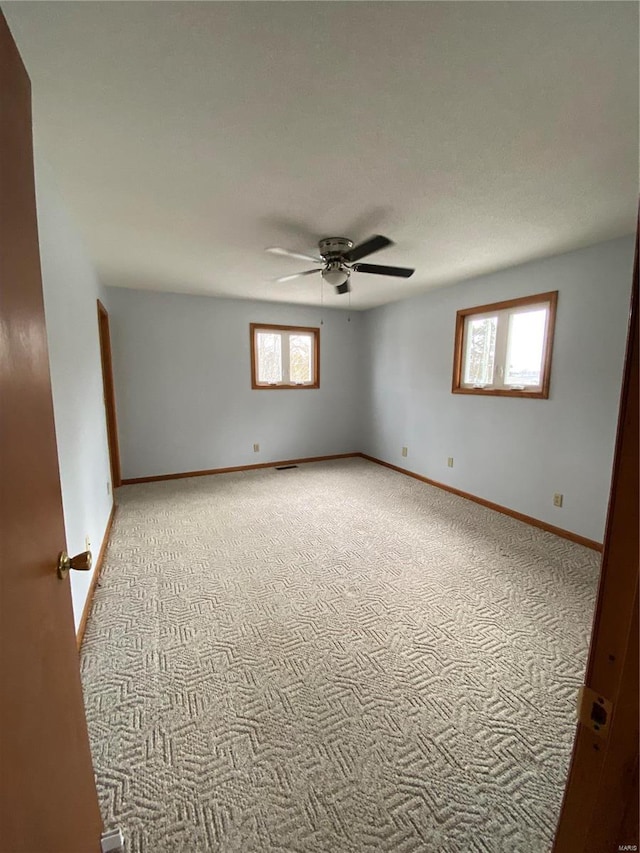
[106,237,633,543]
[105,287,364,479]
[35,157,113,629]
[360,236,634,543]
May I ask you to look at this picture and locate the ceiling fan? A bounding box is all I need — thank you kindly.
[266,235,415,294]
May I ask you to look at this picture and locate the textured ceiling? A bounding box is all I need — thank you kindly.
[5,2,639,310]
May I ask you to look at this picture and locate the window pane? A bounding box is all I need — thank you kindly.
[256,332,282,383]
[289,334,312,383]
[463,316,497,385]
[505,308,547,386]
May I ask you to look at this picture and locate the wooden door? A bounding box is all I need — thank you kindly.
[0,13,103,853]
[98,300,122,488]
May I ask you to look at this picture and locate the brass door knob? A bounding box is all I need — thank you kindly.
[57,550,92,579]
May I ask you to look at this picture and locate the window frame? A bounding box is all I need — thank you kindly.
[250,323,320,390]
[451,291,558,399]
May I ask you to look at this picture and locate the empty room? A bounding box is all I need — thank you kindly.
[1,3,638,853]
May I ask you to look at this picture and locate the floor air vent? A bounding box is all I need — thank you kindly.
[275,465,298,471]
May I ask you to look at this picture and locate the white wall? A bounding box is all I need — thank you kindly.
[361,236,634,543]
[105,287,364,479]
[35,156,113,629]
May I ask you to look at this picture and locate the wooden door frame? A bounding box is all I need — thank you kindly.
[97,300,121,488]
[553,227,639,851]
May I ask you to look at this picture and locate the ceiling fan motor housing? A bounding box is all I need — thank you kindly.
[318,237,353,260]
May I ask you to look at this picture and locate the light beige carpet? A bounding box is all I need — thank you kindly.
[81,458,599,852]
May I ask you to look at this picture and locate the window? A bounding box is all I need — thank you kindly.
[250,324,320,389]
[452,291,557,398]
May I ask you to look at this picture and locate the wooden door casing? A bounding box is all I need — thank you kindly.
[98,299,121,488]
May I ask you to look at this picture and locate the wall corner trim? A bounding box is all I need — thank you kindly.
[358,453,604,552]
[76,502,117,650]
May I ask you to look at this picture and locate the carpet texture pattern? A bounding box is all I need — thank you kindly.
[81,458,600,853]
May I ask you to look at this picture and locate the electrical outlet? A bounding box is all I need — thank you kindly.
[401,446,408,457]
[253,443,260,453]
[85,535,91,552]
[447,457,454,468]
[107,481,111,496]
[553,493,564,508]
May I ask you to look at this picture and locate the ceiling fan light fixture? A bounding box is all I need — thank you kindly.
[321,265,350,287]
[267,234,414,293]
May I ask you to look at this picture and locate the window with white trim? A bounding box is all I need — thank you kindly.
[250,324,319,389]
[452,292,557,398]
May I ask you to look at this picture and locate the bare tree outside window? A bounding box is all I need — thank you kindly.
[250,324,319,389]
[289,335,312,384]
[256,333,282,384]
[452,292,557,398]
[463,316,497,386]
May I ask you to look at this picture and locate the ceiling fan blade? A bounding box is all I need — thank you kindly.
[336,281,352,294]
[274,268,322,283]
[352,262,414,278]
[344,234,393,263]
[267,247,322,264]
